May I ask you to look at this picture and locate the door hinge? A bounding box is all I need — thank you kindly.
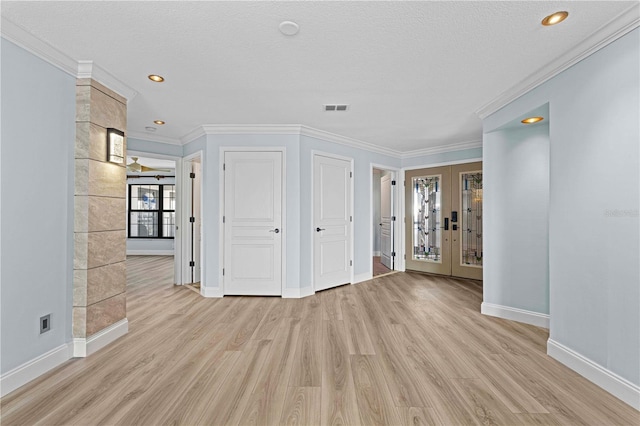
[391,180,396,185]
[189,217,195,223]
[190,172,196,179]
[391,216,396,221]
[223,216,225,223]
[392,251,396,257]
[189,261,195,267]
[222,268,225,276]
[223,163,226,171]
[350,260,353,266]
[350,171,353,178]
[404,254,406,260]
[404,180,406,186]
[350,216,353,222]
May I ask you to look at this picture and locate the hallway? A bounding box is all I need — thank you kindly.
[0,256,635,425]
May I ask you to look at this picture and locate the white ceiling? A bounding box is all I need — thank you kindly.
[2,1,637,152]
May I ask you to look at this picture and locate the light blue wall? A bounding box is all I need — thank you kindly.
[483,121,549,315]
[484,29,639,387]
[1,39,76,373]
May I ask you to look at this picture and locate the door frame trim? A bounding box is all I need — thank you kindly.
[311,150,354,292]
[219,147,287,296]
[181,150,204,289]
[370,163,401,277]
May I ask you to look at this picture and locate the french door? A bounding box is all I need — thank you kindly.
[404,162,483,280]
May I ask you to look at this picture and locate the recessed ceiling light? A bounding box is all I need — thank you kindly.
[145,126,157,132]
[154,120,165,125]
[542,11,569,26]
[521,117,544,124]
[279,21,299,36]
[148,74,165,82]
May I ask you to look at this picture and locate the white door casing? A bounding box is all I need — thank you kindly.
[380,173,393,270]
[313,154,352,292]
[224,151,282,295]
[192,161,202,283]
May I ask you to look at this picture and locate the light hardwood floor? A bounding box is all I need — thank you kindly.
[1,256,637,425]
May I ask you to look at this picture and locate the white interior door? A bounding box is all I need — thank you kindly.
[313,154,352,292]
[380,173,393,270]
[224,151,282,295]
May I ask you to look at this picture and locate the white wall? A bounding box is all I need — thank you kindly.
[1,39,76,374]
[484,28,639,405]
[483,120,550,319]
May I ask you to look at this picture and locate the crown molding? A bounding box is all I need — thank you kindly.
[400,139,483,159]
[476,2,640,119]
[180,124,479,159]
[2,16,138,102]
[127,131,182,146]
[1,16,78,77]
[299,125,402,158]
[77,61,138,102]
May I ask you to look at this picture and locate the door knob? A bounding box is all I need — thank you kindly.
[269,228,280,233]
[316,227,325,232]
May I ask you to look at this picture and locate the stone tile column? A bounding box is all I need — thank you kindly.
[73,79,128,356]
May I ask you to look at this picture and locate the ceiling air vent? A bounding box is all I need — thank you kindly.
[324,104,349,112]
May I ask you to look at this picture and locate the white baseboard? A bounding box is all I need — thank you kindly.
[481,302,549,329]
[201,286,223,298]
[73,318,128,357]
[282,286,314,299]
[353,272,373,284]
[0,343,72,397]
[126,250,174,256]
[547,339,640,410]
[373,251,381,257]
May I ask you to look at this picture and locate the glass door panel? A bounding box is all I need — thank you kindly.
[452,162,483,280]
[405,166,451,275]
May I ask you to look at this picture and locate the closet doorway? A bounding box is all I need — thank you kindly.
[404,162,483,280]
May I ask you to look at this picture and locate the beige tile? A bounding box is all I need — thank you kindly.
[89,123,108,162]
[86,293,126,336]
[74,195,89,232]
[73,306,87,338]
[88,197,126,232]
[87,261,126,306]
[75,159,89,196]
[87,159,126,198]
[87,230,126,269]
[89,86,126,130]
[74,232,88,270]
[73,269,88,306]
[76,84,91,122]
[90,79,127,105]
[75,122,90,159]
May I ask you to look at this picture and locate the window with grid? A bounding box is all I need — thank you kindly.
[128,184,175,238]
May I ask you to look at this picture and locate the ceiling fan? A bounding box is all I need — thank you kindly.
[126,157,172,173]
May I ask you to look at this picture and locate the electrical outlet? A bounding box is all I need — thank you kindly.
[40,314,51,334]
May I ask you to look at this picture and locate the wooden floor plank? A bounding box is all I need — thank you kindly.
[1,256,637,426]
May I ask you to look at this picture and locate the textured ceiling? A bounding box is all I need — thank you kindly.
[2,1,636,152]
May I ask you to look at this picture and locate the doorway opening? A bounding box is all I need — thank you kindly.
[126,153,179,287]
[372,166,398,277]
